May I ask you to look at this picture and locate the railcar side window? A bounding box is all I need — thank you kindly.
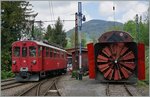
[14,47,20,57]
[50,48,53,57]
[29,46,36,57]
[61,52,63,58]
[57,51,60,58]
[22,47,27,57]
[46,47,49,57]
[54,49,56,58]
[64,53,66,59]
[38,46,42,56]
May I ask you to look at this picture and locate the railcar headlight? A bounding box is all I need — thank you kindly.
[32,60,36,64]
[12,60,16,65]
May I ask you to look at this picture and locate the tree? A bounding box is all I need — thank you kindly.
[1,1,35,71]
[44,25,54,42]
[66,32,87,48]
[81,33,87,47]
[90,32,98,44]
[44,17,67,48]
[123,20,137,40]
[33,25,45,41]
[106,25,123,32]
[123,15,149,46]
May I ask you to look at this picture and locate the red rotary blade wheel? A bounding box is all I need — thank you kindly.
[97,43,136,80]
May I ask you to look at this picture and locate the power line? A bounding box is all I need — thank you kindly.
[48,1,54,27]
[50,1,55,21]
[34,20,75,22]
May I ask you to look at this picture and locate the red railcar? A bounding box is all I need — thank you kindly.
[12,40,67,81]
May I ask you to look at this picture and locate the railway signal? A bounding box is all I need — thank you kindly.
[77,2,86,80]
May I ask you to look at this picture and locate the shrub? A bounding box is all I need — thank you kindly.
[1,70,15,79]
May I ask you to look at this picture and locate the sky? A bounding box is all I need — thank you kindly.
[30,1,149,31]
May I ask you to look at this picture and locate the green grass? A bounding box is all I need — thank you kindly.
[137,80,147,87]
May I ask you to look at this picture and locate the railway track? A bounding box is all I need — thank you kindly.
[1,78,15,83]
[1,79,17,87]
[1,78,28,91]
[15,76,62,96]
[43,79,61,96]
[106,83,133,96]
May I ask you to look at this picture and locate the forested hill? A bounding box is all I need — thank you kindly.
[66,19,123,40]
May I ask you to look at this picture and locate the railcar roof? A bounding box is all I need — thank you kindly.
[12,40,67,52]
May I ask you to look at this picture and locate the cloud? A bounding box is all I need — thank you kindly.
[99,1,149,23]
[30,1,78,31]
[99,1,115,17]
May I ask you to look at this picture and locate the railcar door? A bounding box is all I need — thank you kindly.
[42,46,45,70]
[20,46,29,71]
[38,46,43,71]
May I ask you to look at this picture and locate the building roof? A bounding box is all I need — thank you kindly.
[66,48,88,53]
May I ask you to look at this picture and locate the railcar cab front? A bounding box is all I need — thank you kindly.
[12,41,41,81]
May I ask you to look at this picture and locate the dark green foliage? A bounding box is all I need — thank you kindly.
[123,20,137,40]
[123,15,149,46]
[45,25,53,42]
[1,1,35,72]
[44,17,67,48]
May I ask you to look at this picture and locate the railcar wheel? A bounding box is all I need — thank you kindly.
[97,43,136,80]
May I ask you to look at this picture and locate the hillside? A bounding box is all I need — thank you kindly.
[66,19,123,42]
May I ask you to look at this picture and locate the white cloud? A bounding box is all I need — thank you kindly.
[99,1,115,17]
[122,9,137,23]
[30,1,79,31]
[99,1,149,23]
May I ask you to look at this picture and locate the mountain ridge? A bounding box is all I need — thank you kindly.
[66,19,124,42]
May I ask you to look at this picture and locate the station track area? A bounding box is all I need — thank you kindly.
[1,75,147,96]
[14,76,62,96]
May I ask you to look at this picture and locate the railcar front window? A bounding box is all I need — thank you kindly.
[22,47,27,57]
[29,46,36,57]
[14,47,20,57]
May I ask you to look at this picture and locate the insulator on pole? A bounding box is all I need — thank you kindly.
[113,6,115,10]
